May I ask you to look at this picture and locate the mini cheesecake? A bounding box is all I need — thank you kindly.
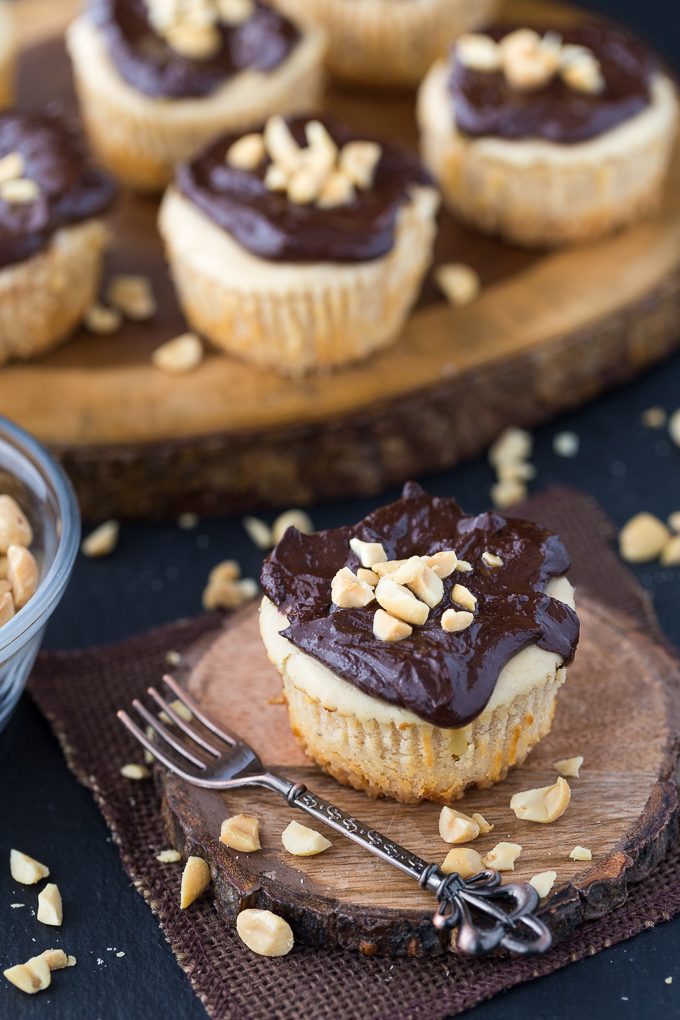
[0,2,16,110]
[0,111,115,366]
[66,0,326,192]
[418,23,678,246]
[158,115,439,374]
[259,482,580,804]
[271,0,498,88]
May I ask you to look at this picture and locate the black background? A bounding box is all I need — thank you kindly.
[1,1,680,1017]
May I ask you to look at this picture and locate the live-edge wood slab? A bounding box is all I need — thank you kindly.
[1,1,680,517]
[161,593,680,956]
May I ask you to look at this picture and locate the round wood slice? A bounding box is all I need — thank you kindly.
[4,0,680,519]
[160,593,680,957]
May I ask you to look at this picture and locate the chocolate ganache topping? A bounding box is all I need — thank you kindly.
[0,112,115,270]
[89,0,300,99]
[450,24,656,144]
[261,482,580,728]
[177,116,430,262]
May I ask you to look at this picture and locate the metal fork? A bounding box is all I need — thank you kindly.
[117,674,552,957]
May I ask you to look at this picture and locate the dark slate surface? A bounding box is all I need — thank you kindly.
[1,1,679,1017]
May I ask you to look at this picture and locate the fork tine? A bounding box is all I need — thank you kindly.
[131,699,208,770]
[117,711,203,783]
[162,674,238,745]
[147,686,221,758]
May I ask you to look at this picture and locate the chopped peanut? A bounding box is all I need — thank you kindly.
[180,856,211,908]
[217,0,254,25]
[243,516,273,549]
[37,883,63,927]
[375,577,429,626]
[530,870,557,898]
[489,427,533,468]
[165,22,220,59]
[373,608,412,642]
[619,512,670,563]
[483,842,522,872]
[281,820,331,857]
[441,848,483,879]
[554,755,583,778]
[156,849,182,864]
[41,949,69,971]
[451,583,476,612]
[0,178,40,204]
[438,807,480,845]
[10,849,49,885]
[441,609,474,633]
[226,133,265,170]
[107,275,156,321]
[357,567,379,586]
[481,551,503,568]
[510,777,571,824]
[456,33,501,72]
[84,303,122,335]
[339,141,382,190]
[152,333,203,374]
[0,495,32,551]
[81,520,119,558]
[424,550,458,578]
[272,509,314,544]
[331,567,374,609]
[3,954,51,994]
[471,812,494,835]
[120,763,150,780]
[569,845,592,862]
[435,263,481,308]
[7,545,39,608]
[661,535,680,567]
[219,814,261,853]
[392,557,444,608]
[349,537,387,569]
[491,479,527,510]
[236,908,294,957]
[0,590,15,626]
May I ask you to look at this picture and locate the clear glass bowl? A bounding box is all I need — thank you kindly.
[0,416,80,731]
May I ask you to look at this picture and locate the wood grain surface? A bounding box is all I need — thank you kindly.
[161,594,680,955]
[2,0,680,518]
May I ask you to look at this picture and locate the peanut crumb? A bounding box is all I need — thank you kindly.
[180,856,211,908]
[243,515,273,549]
[641,406,667,429]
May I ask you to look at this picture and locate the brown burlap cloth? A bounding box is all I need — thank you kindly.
[28,487,680,1020]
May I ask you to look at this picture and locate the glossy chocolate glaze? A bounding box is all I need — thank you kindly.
[0,112,115,270]
[261,482,579,729]
[177,116,431,262]
[90,0,300,99]
[450,24,656,144]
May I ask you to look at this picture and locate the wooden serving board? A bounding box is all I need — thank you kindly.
[3,0,680,519]
[161,594,680,956]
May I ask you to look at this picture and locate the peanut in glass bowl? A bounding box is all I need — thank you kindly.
[0,416,80,731]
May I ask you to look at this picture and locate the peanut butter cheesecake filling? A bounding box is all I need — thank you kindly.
[261,482,580,729]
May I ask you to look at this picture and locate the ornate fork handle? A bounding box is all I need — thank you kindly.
[260,773,551,957]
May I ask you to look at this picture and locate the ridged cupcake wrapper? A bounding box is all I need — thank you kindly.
[273,0,498,87]
[67,19,326,192]
[0,220,109,366]
[282,670,565,804]
[160,188,438,375]
[418,65,678,247]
